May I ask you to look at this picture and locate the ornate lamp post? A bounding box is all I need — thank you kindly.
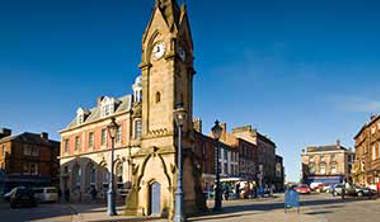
[211,120,223,211]
[107,117,119,216]
[174,105,187,222]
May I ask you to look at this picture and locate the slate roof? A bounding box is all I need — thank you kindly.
[0,132,59,146]
[306,145,348,153]
[62,95,132,132]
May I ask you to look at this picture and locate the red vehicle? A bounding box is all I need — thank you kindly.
[295,184,311,194]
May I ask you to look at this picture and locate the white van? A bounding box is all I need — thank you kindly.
[33,187,58,203]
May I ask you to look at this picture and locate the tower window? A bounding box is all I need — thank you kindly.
[155,92,161,103]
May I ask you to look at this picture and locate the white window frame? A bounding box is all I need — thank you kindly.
[101,129,107,146]
[64,139,69,153]
[88,132,94,148]
[75,136,81,151]
[116,126,122,144]
[134,119,142,139]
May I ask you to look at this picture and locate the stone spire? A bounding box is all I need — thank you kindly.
[156,0,181,26]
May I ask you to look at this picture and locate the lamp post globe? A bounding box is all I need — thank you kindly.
[174,106,187,127]
[211,120,223,140]
[173,104,187,222]
[212,120,223,211]
[106,117,119,216]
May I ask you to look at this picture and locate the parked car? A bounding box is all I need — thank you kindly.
[295,184,311,194]
[309,182,323,191]
[332,184,376,197]
[33,187,58,203]
[322,184,333,193]
[331,184,346,196]
[3,186,25,201]
[352,185,376,197]
[9,187,37,208]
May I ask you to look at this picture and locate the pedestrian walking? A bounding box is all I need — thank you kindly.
[64,188,70,202]
[90,185,98,201]
[224,185,230,200]
[235,183,240,199]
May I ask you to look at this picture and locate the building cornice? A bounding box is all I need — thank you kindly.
[59,111,130,135]
[58,145,138,160]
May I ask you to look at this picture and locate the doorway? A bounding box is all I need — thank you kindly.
[149,182,161,216]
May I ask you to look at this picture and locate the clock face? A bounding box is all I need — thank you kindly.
[178,47,186,61]
[152,42,166,60]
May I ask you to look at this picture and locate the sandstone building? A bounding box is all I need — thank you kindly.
[59,0,284,220]
[353,115,380,186]
[301,141,354,185]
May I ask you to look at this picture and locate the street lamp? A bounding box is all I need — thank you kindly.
[107,117,119,216]
[258,164,264,197]
[173,105,187,222]
[211,120,223,211]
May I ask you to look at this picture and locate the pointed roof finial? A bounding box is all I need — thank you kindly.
[156,0,180,26]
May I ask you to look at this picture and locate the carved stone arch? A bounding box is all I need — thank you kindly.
[156,153,173,189]
[136,151,172,191]
[136,153,153,189]
[144,30,161,63]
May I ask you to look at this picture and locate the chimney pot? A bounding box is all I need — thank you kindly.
[41,132,48,139]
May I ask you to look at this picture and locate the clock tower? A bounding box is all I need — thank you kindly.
[126,0,205,220]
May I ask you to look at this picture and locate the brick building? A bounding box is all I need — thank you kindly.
[0,128,60,189]
[353,115,380,186]
[229,125,278,186]
[194,131,239,192]
[301,140,354,185]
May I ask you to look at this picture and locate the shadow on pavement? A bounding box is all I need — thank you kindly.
[305,210,333,215]
[189,212,258,222]
[190,195,378,220]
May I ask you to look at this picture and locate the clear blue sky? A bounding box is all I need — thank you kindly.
[1,0,380,182]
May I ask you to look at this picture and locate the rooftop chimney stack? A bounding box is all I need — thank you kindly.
[41,132,48,140]
[193,118,202,133]
[0,128,12,139]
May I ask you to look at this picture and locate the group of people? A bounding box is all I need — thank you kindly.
[206,181,280,200]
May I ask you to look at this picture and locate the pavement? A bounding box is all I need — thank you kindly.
[68,204,165,222]
[1,193,380,222]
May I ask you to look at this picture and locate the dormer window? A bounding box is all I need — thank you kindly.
[100,96,118,117]
[78,114,84,124]
[76,107,89,125]
[103,104,111,116]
